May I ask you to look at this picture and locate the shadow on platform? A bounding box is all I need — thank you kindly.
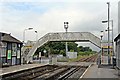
[98,64,114,69]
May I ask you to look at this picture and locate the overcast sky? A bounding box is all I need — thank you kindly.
[0,0,119,51]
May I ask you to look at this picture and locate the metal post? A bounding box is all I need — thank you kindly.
[111,20,115,67]
[107,2,111,65]
[22,28,33,63]
[35,31,38,41]
[66,29,68,56]
[100,36,102,65]
[64,22,69,56]
[23,29,26,44]
[111,20,114,56]
[100,31,103,64]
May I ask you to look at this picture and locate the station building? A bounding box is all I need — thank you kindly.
[0,32,22,66]
[114,1,120,70]
[114,34,120,69]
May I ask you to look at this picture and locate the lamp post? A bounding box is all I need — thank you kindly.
[23,28,33,44]
[102,20,114,53]
[64,22,69,56]
[35,31,38,41]
[101,2,111,65]
[100,31,104,64]
[102,20,114,65]
[100,31,104,40]
[107,2,111,65]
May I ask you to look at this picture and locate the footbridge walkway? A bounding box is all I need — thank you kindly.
[21,32,101,63]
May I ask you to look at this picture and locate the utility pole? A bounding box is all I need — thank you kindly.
[107,2,111,65]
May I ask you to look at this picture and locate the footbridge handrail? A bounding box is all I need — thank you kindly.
[25,32,101,63]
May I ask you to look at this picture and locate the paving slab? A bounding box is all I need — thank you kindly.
[82,64,119,78]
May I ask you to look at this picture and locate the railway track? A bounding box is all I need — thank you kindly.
[76,54,98,62]
[2,65,60,80]
[56,66,86,80]
[36,66,87,80]
[2,65,87,80]
[2,55,98,80]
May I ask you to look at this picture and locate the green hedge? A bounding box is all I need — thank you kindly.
[78,51,95,56]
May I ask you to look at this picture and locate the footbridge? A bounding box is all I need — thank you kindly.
[21,32,101,63]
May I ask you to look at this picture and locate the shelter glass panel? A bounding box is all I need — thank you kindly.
[12,43,17,56]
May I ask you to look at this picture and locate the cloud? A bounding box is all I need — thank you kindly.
[1,2,97,39]
[0,1,119,51]
[0,0,119,2]
[37,7,95,32]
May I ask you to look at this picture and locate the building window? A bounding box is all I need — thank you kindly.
[1,42,7,57]
[7,43,12,59]
[17,44,21,58]
[1,47,6,57]
[12,43,17,56]
[17,50,20,58]
[7,50,11,59]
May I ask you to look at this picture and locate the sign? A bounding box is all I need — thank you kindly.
[7,50,11,59]
[17,50,20,58]
[39,52,41,58]
[24,46,32,48]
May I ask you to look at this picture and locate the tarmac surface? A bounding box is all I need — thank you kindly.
[82,64,119,78]
[82,56,120,79]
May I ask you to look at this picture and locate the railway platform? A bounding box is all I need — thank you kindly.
[82,64,119,78]
[82,56,119,79]
[0,64,45,76]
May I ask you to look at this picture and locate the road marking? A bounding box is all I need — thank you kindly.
[80,63,93,79]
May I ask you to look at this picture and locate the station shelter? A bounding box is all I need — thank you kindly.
[0,32,22,66]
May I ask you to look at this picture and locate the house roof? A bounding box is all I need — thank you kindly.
[114,33,120,41]
[0,32,22,44]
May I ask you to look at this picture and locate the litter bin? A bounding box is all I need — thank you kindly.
[97,56,101,68]
[113,57,116,67]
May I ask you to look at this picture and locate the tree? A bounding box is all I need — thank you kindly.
[78,46,84,52]
[60,50,65,56]
[35,42,93,56]
[68,42,78,52]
